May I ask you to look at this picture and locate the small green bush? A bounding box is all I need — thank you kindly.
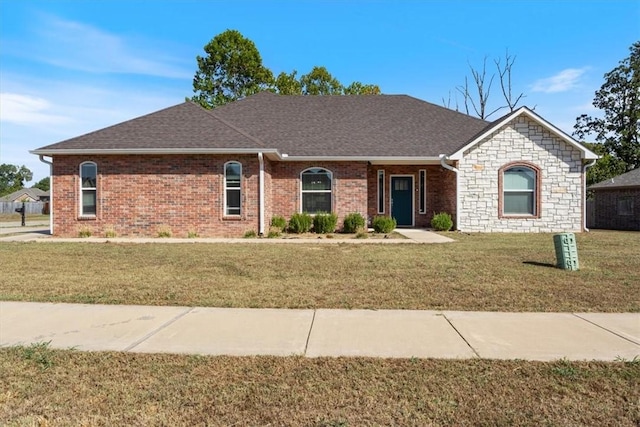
[372,215,396,233]
[288,212,312,234]
[270,215,287,230]
[431,212,453,231]
[104,227,117,238]
[157,225,172,238]
[313,212,338,234]
[267,229,281,238]
[343,212,366,233]
[78,226,92,238]
[243,230,257,238]
[187,230,199,238]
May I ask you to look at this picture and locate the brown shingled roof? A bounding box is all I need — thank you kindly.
[590,167,640,190]
[33,92,490,157]
[35,102,261,151]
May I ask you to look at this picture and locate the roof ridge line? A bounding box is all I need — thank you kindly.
[198,103,268,148]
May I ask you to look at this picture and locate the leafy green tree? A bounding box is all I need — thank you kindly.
[300,66,343,95]
[0,164,33,196]
[192,29,274,108]
[274,70,303,95]
[583,143,627,186]
[574,41,640,170]
[32,177,50,192]
[344,82,381,95]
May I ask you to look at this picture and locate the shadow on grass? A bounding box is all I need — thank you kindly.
[523,261,557,269]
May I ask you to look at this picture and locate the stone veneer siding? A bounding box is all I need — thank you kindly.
[592,188,640,231]
[52,154,261,238]
[458,116,585,232]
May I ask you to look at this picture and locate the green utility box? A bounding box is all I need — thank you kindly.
[553,233,579,271]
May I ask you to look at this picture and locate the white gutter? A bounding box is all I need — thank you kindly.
[583,159,597,232]
[439,154,461,231]
[38,155,53,235]
[258,152,265,236]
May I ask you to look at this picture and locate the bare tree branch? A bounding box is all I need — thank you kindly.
[495,49,525,112]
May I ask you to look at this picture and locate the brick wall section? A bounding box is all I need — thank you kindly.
[269,161,368,228]
[52,155,462,236]
[458,116,585,232]
[52,154,261,237]
[366,165,457,228]
[592,188,640,230]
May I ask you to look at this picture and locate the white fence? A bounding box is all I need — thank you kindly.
[0,201,47,215]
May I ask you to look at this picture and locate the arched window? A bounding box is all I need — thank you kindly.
[500,163,540,217]
[80,161,97,216]
[224,161,242,216]
[301,168,332,214]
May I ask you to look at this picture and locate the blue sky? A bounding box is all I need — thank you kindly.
[1,0,638,183]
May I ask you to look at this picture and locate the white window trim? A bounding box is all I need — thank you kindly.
[300,167,333,214]
[377,169,385,214]
[79,161,97,217]
[418,169,426,214]
[224,161,242,216]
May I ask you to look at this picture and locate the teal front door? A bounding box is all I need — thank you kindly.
[391,176,413,227]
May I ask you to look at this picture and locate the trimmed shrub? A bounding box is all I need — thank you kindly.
[157,225,172,238]
[372,215,396,233]
[288,212,312,234]
[313,212,338,234]
[243,230,257,238]
[270,215,287,230]
[431,212,453,231]
[342,212,366,233]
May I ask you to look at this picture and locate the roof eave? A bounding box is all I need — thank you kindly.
[30,149,444,164]
[30,148,282,156]
[448,107,600,161]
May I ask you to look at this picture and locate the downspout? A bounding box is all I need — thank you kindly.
[258,152,265,236]
[439,154,460,231]
[583,159,597,232]
[38,155,53,235]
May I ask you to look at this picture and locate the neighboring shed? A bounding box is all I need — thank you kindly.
[589,168,640,231]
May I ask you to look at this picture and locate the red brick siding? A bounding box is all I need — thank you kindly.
[269,161,369,227]
[592,188,640,231]
[52,156,457,236]
[367,165,457,228]
[52,155,260,237]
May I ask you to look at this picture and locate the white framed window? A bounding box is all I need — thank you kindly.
[502,166,537,216]
[301,167,332,214]
[377,170,385,214]
[80,161,97,216]
[224,161,242,216]
[419,169,426,214]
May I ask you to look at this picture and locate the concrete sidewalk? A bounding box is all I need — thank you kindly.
[1,301,638,361]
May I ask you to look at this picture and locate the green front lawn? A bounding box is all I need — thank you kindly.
[1,231,638,312]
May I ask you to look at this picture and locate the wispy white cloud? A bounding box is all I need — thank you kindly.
[0,93,73,125]
[10,14,193,79]
[530,68,589,93]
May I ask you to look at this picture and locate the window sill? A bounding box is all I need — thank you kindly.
[223,215,243,221]
[78,215,97,221]
[499,214,540,219]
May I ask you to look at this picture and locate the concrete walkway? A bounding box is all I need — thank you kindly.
[1,301,638,361]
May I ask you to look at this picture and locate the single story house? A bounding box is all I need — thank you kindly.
[589,167,640,231]
[0,188,49,203]
[31,92,598,237]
